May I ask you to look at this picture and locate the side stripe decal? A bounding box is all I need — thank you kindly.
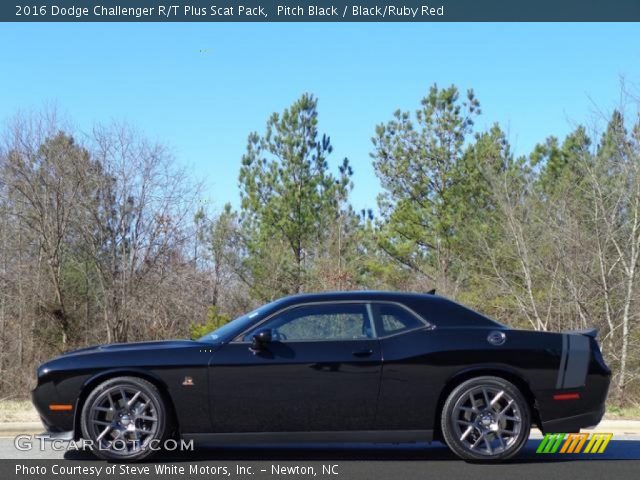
[563,334,589,388]
[556,333,590,389]
[556,334,568,389]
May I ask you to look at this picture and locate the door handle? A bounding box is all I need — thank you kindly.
[352,349,374,358]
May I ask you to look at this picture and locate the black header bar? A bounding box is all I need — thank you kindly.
[3,0,640,22]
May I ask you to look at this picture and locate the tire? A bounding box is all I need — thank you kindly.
[81,376,168,461]
[440,376,530,461]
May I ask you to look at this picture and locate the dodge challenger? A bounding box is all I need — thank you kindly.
[32,291,611,461]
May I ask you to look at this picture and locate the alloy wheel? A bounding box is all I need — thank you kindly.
[86,384,159,455]
[451,384,522,456]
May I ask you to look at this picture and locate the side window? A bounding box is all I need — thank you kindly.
[243,303,373,342]
[373,303,424,336]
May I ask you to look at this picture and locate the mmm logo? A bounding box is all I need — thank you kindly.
[536,433,613,454]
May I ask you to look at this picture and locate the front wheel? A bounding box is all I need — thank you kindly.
[80,376,168,461]
[441,376,531,461]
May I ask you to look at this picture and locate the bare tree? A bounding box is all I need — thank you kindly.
[2,112,90,346]
[583,108,640,403]
[79,123,200,342]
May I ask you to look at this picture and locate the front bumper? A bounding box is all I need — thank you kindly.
[32,383,76,433]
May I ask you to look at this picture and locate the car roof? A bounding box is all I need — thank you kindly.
[272,290,503,328]
[277,290,435,304]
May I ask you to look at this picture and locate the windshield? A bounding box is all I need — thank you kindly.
[197,308,262,344]
[197,296,301,343]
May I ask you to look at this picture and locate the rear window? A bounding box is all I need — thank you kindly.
[373,303,425,336]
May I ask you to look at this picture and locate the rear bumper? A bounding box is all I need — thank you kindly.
[537,338,610,433]
[540,405,605,433]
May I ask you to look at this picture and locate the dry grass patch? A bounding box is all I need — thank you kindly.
[605,405,640,420]
[0,400,39,423]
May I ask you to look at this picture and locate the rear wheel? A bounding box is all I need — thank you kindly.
[80,376,168,461]
[441,376,530,461]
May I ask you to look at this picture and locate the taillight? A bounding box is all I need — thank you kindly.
[553,392,580,401]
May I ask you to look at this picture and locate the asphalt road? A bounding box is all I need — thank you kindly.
[2,436,640,480]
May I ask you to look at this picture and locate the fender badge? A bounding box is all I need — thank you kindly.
[182,376,194,386]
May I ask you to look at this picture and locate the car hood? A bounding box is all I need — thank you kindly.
[59,339,200,357]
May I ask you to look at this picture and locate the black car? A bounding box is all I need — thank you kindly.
[32,291,611,461]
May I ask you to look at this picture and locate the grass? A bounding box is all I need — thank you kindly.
[0,399,638,424]
[604,405,640,420]
[0,400,39,423]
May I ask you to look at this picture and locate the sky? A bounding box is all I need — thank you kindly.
[0,23,639,213]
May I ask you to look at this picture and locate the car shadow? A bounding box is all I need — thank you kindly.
[62,439,640,463]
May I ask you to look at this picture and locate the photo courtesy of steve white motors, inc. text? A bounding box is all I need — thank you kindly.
[15,464,340,477]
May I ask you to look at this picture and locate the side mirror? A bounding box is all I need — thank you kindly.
[251,329,272,351]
